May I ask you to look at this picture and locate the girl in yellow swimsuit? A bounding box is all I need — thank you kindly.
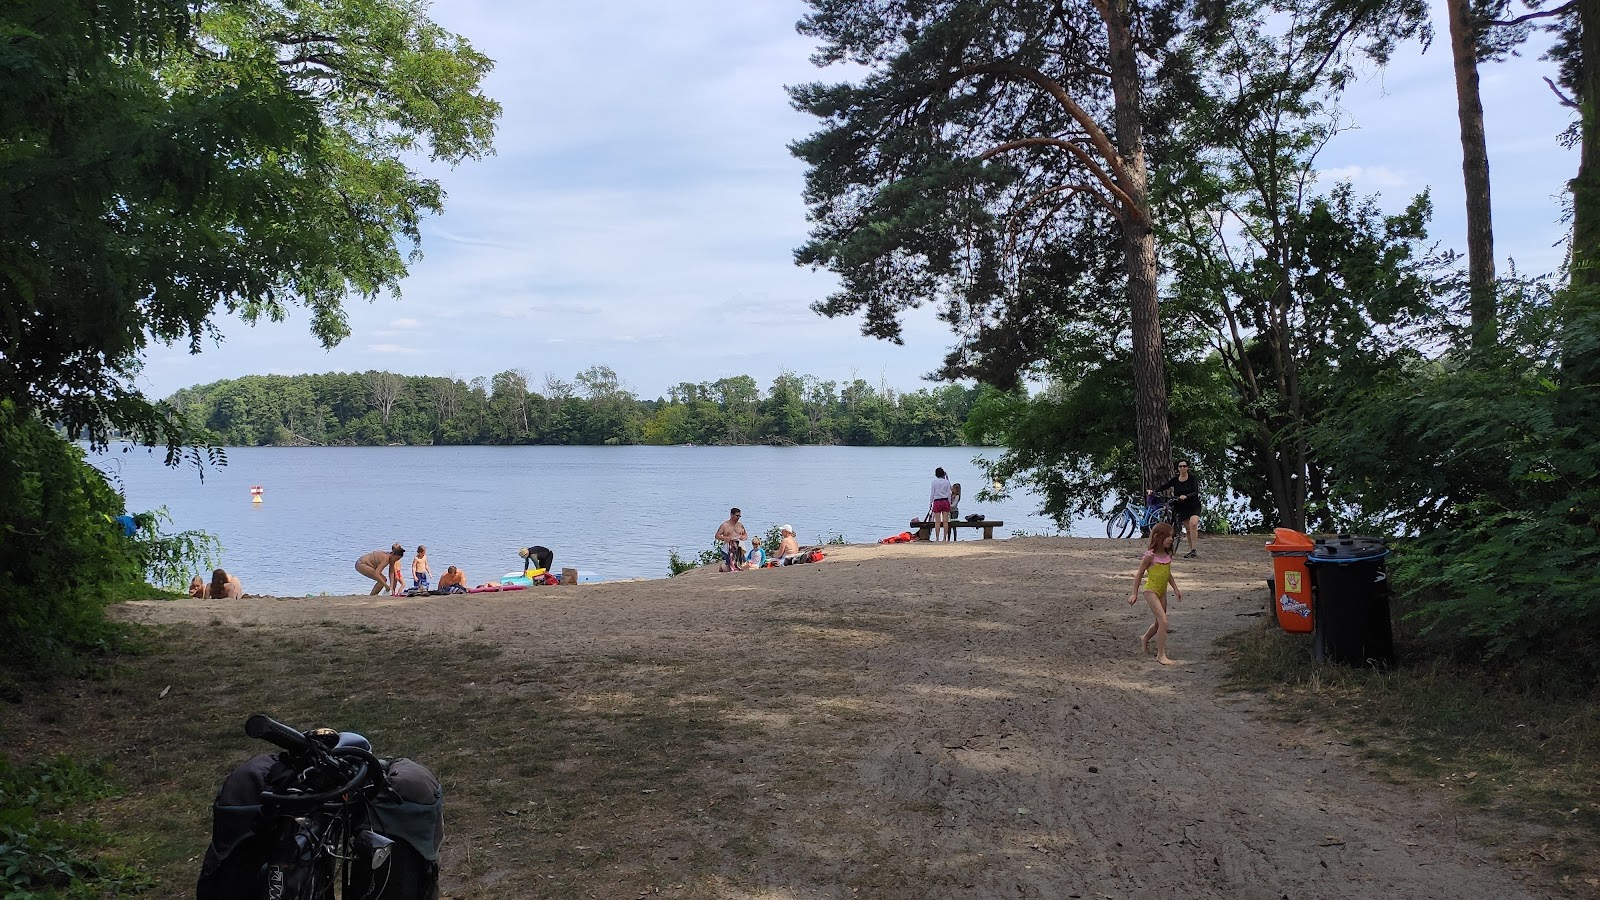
[1129,522,1184,666]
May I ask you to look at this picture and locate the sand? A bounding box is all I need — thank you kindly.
[115,535,1547,898]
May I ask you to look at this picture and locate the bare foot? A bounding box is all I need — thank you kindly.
[1140,633,1151,655]
[1158,656,1178,666]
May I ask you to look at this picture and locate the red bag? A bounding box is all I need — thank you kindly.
[808,550,825,562]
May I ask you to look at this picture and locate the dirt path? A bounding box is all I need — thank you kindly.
[118,536,1547,898]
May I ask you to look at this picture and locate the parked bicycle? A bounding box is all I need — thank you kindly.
[197,713,443,900]
[1104,496,1187,551]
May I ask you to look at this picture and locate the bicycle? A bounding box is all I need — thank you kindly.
[197,714,443,900]
[1104,496,1186,552]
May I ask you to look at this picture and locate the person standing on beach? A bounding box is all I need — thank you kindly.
[715,508,748,572]
[356,544,405,595]
[930,468,954,541]
[412,545,432,591]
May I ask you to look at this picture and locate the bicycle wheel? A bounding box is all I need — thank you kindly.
[1105,508,1137,539]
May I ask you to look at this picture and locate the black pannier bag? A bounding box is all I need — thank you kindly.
[196,753,444,900]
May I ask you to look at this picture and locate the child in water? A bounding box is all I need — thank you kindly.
[1128,522,1184,665]
[413,545,431,591]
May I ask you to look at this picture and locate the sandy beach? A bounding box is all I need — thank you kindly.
[114,535,1546,898]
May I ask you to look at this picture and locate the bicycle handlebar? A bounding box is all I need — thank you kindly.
[245,713,313,754]
[259,756,372,806]
[245,715,391,806]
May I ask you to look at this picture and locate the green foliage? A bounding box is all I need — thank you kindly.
[0,0,498,456]
[666,549,699,577]
[1317,283,1600,669]
[0,402,139,673]
[128,507,223,593]
[168,369,984,448]
[0,754,151,898]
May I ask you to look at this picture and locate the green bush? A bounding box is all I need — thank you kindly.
[1318,289,1600,675]
[0,402,141,673]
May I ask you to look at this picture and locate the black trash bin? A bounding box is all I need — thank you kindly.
[1305,535,1394,667]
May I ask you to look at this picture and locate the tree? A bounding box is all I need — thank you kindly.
[790,0,1182,486]
[1160,5,1443,529]
[367,371,405,428]
[0,0,499,452]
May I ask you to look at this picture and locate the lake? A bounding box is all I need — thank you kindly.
[91,445,1095,595]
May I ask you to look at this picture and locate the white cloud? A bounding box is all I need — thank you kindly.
[1316,165,1409,188]
[135,0,1581,402]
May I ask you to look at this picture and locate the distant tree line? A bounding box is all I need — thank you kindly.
[164,367,984,447]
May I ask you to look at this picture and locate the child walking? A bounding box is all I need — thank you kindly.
[413,545,432,591]
[1129,522,1184,665]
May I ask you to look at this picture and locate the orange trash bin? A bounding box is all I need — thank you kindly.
[1265,528,1315,633]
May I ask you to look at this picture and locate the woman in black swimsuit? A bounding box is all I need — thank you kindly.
[1150,461,1202,558]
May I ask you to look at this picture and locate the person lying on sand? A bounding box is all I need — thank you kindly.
[209,568,243,600]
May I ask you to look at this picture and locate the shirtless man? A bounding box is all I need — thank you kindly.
[437,565,467,592]
[715,508,748,572]
[776,524,800,561]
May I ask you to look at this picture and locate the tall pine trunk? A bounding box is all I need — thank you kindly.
[1102,0,1174,490]
[1562,0,1600,425]
[1447,0,1498,347]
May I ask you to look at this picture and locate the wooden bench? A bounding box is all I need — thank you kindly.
[910,519,1005,541]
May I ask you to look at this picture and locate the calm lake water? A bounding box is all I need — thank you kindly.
[91,445,1093,595]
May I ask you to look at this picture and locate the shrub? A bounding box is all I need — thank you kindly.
[0,402,141,673]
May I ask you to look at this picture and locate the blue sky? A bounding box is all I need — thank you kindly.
[136,0,1578,402]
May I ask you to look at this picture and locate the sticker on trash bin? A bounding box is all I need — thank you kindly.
[1283,571,1302,593]
[1279,594,1310,618]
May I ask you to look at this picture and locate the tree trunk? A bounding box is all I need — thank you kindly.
[1447,0,1498,347]
[1103,0,1174,490]
[1573,0,1600,293]
[1562,0,1600,424]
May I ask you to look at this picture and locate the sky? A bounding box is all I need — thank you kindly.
[134,0,1579,402]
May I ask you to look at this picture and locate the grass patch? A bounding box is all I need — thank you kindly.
[1222,619,1600,888]
[1,622,774,898]
[0,755,154,898]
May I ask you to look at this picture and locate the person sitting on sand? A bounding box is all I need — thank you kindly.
[438,565,467,593]
[356,544,405,595]
[742,535,768,570]
[413,545,432,591]
[776,524,800,561]
[189,576,209,599]
[715,507,748,572]
[209,568,244,599]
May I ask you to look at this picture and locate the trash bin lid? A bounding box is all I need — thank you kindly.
[1307,535,1390,563]
[1265,527,1314,554]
